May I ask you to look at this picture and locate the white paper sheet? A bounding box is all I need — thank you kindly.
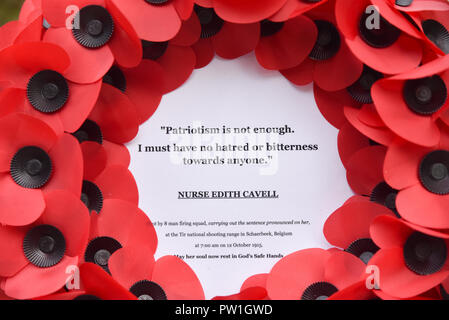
[126,53,353,299]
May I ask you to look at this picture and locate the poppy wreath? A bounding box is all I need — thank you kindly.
[0,0,448,301]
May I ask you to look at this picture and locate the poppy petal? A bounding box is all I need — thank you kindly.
[110,0,181,42]
[241,273,268,291]
[94,199,158,252]
[383,140,426,190]
[266,248,330,300]
[373,79,440,147]
[325,251,366,289]
[171,12,201,46]
[0,226,28,277]
[324,200,392,248]
[103,140,130,168]
[157,45,196,93]
[369,248,449,299]
[192,37,215,69]
[0,113,57,173]
[45,134,83,196]
[397,185,449,229]
[59,80,102,133]
[255,15,317,70]
[280,58,314,86]
[94,165,138,204]
[4,256,78,300]
[39,190,90,256]
[81,142,107,181]
[213,0,288,24]
[213,22,260,60]
[270,0,328,22]
[79,262,137,300]
[314,40,363,92]
[173,0,194,20]
[108,246,155,290]
[337,122,370,169]
[89,83,140,144]
[152,256,205,300]
[314,85,359,129]
[123,60,164,124]
[44,27,114,84]
[346,145,387,195]
[344,106,396,146]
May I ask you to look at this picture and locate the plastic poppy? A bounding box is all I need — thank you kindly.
[110,0,193,42]
[190,5,260,69]
[0,42,101,134]
[383,127,449,229]
[213,273,269,300]
[324,198,393,265]
[373,54,449,147]
[42,0,142,84]
[212,0,288,24]
[0,190,89,299]
[369,214,449,298]
[280,0,363,91]
[108,246,205,300]
[266,248,365,300]
[335,0,422,75]
[142,14,197,93]
[0,113,82,226]
[84,199,158,275]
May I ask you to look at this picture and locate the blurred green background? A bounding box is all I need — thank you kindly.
[0,0,25,26]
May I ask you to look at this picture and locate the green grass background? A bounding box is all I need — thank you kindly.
[0,0,25,26]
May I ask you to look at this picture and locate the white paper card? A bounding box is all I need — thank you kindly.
[126,53,353,299]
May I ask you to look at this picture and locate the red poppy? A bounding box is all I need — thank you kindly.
[269,0,329,22]
[337,122,370,169]
[369,215,449,298]
[335,0,422,75]
[142,15,198,93]
[266,248,365,300]
[0,42,102,135]
[0,190,89,299]
[19,0,43,24]
[212,0,288,24]
[110,0,193,42]
[42,0,142,84]
[324,198,393,264]
[213,273,269,300]
[190,5,260,69]
[373,54,449,147]
[107,247,204,300]
[0,113,82,226]
[280,0,363,91]
[255,15,317,71]
[84,199,158,275]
